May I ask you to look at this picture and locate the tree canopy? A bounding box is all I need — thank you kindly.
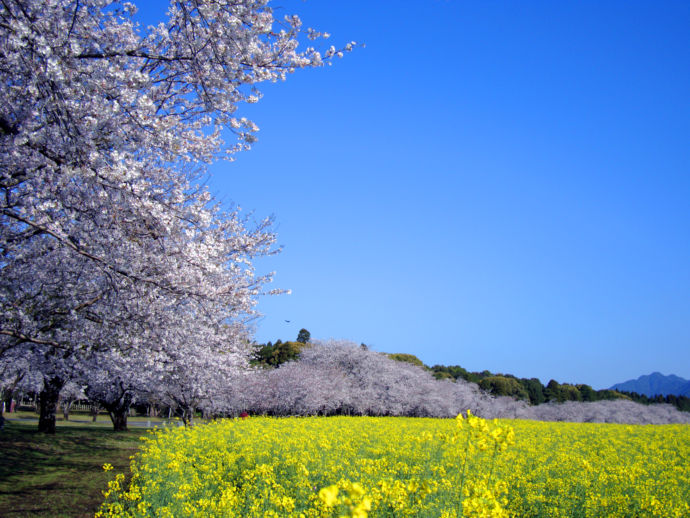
[0,0,354,432]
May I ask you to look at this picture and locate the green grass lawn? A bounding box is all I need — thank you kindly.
[0,418,147,518]
[6,409,182,427]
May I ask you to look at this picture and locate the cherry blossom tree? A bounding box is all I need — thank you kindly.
[58,381,84,421]
[0,348,42,413]
[228,339,502,418]
[0,0,352,280]
[530,399,690,424]
[0,198,258,431]
[0,0,354,432]
[145,328,252,426]
[78,348,151,430]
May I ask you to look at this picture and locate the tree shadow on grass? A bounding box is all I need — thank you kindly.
[0,422,146,518]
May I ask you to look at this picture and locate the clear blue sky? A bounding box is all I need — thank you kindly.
[138,1,690,389]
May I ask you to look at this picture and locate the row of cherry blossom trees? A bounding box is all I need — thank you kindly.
[221,340,690,424]
[4,337,689,427]
[0,0,354,432]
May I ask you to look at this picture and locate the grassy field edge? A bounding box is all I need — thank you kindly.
[0,420,146,518]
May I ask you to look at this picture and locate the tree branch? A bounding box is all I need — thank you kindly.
[0,329,65,350]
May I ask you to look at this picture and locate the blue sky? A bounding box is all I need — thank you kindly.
[138,1,690,389]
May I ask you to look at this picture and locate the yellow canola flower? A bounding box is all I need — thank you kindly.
[96,416,690,518]
[350,496,372,518]
[348,482,366,498]
[318,484,339,507]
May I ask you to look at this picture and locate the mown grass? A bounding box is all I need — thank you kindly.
[0,419,146,518]
[6,409,181,427]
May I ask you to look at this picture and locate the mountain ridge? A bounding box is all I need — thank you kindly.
[609,372,690,397]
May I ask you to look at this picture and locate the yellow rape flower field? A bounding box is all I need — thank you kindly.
[97,414,690,518]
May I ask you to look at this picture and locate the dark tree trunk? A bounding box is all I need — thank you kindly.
[179,406,194,426]
[62,400,73,421]
[3,394,12,413]
[38,376,65,434]
[3,373,25,413]
[147,404,159,417]
[108,409,128,431]
[105,393,133,431]
[90,402,101,422]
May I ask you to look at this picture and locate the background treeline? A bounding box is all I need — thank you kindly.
[251,329,312,367]
[252,331,690,413]
[429,365,690,412]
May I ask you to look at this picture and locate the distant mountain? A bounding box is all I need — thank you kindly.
[610,372,690,398]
